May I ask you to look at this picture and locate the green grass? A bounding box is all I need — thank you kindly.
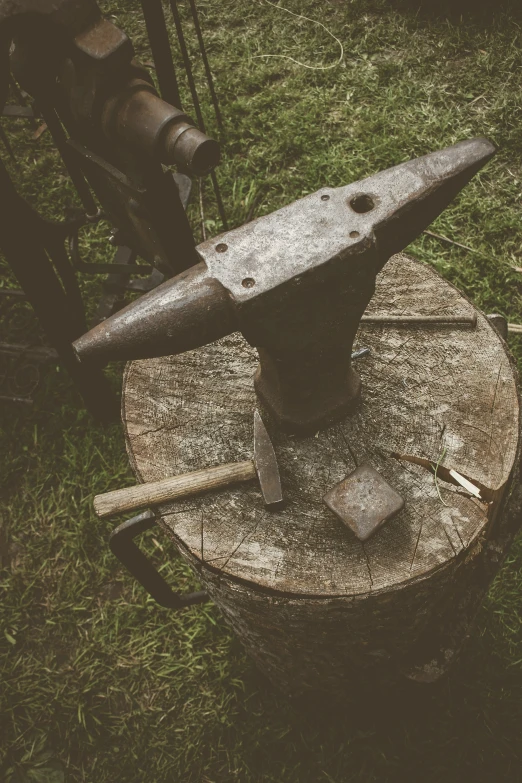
[1,0,522,780]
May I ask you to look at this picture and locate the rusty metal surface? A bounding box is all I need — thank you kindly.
[74,138,495,433]
[101,78,220,175]
[1,0,220,277]
[323,463,405,542]
[0,0,224,415]
[253,410,283,510]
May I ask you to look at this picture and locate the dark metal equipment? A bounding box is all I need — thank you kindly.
[0,0,223,417]
[74,138,495,432]
[109,510,209,610]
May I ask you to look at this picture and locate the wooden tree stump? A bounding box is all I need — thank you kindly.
[122,254,521,695]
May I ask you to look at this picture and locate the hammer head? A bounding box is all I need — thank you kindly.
[74,138,495,433]
[253,410,283,509]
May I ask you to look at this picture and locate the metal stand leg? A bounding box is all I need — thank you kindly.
[110,511,209,610]
[0,161,119,421]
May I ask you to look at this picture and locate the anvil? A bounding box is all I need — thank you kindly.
[74,138,495,432]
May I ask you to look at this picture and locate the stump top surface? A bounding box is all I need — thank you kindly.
[122,255,519,597]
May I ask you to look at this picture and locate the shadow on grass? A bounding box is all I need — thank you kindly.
[216,618,521,783]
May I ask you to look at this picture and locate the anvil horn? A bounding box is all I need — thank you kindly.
[73,262,234,366]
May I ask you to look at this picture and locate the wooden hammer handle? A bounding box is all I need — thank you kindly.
[93,460,256,519]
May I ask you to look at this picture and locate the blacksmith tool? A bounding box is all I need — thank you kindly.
[323,464,405,542]
[94,410,283,519]
[74,138,495,433]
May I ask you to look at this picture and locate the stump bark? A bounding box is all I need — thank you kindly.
[122,254,521,695]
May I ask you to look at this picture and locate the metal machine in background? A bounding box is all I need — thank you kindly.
[0,0,224,417]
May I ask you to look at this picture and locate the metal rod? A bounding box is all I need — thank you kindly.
[109,511,209,609]
[168,0,205,129]
[168,1,228,228]
[140,0,182,108]
[210,169,228,230]
[45,231,87,337]
[423,229,481,255]
[198,177,206,240]
[361,314,477,327]
[41,106,98,217]
[186,0,223,131]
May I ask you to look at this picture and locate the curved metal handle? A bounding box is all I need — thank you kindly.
[109,510,208,609]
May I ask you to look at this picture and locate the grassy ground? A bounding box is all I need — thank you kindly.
[1,0,522,780]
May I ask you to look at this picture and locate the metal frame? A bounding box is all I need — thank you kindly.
[0,0,226,417]
[110,511,208,610]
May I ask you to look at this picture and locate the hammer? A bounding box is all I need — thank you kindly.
[74,138,495,433]
[93,410,283,519]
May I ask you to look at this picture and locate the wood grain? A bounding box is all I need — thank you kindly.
[94,460,256,518]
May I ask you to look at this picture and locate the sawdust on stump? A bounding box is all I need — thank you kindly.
[122,254,520,695]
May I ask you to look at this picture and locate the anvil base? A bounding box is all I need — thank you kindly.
[254,363,362,434]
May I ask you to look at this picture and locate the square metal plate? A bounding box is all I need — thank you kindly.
[323,463,404,541]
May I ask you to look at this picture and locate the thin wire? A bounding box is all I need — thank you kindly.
[42,106,98,217]
[424,230,486,257]
[254,0,344,71]
[187,0,224,131]
[198,178,207,241]
[168,0,206,129]
[140,0,182,108]
[211,170,228,230]
[168,0,227,229]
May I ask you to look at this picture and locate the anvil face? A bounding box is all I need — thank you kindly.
[198,138,495,311]
[200,185,372,305]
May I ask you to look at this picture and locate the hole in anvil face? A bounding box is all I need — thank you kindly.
[349,194,375,213]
